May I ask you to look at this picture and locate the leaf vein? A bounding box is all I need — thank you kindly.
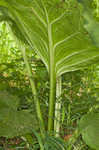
[53,32,80,51]
[31,7,47,28]
[57,55,98,75]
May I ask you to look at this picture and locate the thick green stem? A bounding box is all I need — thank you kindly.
[21,47,45,138]
[48,23,56,132]
[54,76,62,137]
[48,67,56,132]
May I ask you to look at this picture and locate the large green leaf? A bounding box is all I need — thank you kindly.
[0,0,99,76]
[78,113,99,150]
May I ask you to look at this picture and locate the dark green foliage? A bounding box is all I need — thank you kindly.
[44,135,67,150]
[0,91,19,110]
[0,91,38,138]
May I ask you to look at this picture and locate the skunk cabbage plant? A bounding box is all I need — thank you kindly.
[0,0,99,135]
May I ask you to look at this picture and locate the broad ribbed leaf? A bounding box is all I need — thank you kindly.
[0,0,99,76]
[78,113,99,150]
